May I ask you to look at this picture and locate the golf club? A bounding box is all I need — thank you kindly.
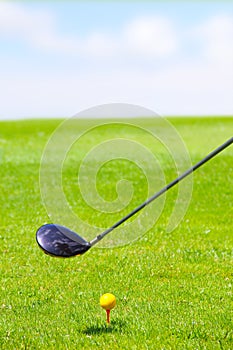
[36,137,233,258]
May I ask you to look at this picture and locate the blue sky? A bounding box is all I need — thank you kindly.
[0,1,232,119]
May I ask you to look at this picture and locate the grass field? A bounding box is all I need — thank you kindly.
[0,117,233,349]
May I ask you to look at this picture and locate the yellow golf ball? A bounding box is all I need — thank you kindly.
[100,293,116,310]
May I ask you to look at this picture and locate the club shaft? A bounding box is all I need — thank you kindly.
[90,137,233,246]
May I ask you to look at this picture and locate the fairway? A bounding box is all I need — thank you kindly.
[0,117,233,349]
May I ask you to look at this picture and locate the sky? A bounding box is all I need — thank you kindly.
[0,1,233,119]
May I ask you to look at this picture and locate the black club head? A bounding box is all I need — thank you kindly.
[36,224,91,257]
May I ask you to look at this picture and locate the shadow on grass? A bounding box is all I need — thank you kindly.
[83,319,127,335]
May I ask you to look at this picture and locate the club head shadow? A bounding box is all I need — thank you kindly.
[36,224,91,257]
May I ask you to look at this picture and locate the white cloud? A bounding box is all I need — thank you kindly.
[0,2,232,64]
[0,2,55,44]
[0,2,178,59]
[193,14,233,64]
[0,3,232,118]
[125,16,178,57]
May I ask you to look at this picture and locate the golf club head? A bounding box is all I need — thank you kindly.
[36,224,91,257]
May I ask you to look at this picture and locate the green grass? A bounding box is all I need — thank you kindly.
[0,117,233,349]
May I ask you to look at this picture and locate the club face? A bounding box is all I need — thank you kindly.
[36,224,91,257]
